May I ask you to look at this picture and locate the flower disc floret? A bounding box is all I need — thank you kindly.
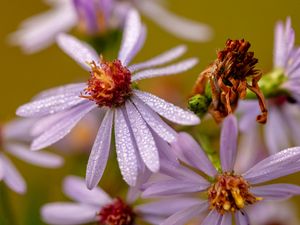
[81,59,132,107]
[99,198,135,225]
[208,172,261,214]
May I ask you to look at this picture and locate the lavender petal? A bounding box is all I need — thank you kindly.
[220,213,232,225]
[142,179,209,197]
[243,147,300,184]
[0,154,26,194]
[220,115,238,172]
[134,90,200,125]
[129,45,187,72]
[86,110,113,189]
[64,176,111,206]
[41,203,98,225]
[137,0,212,42]
[235,211,250,225]
[5,143,63,168]
[171,132,217,177]
[31,102,96,150]
[274,21,285,68]
[201,209,222,225]
[114,108,138,186]
[251,183,300,200]
[56,33,99,70]
[161,202,208,225]
[136,198,205,217]
[118,9,142,65]
[125,101,159,172]
[131,96,176,143]
[16,93,85,118]
[264,106,289,154]
[131,58,198,81]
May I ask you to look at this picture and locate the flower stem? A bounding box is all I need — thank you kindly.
[0,184,17,225]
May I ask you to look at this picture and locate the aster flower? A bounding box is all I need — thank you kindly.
[16,9,199,188]
[142,115,300,225]
[239,17,300,154]
[41,175,201,225]
[0,119,63,194]
[10,0,212,53]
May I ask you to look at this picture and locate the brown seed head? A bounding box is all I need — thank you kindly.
[208,172,261,214]
[81,58,132,108]
[99,198,135,225]
[193,39,268,124]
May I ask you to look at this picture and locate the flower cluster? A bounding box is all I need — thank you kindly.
[3,1,300,225]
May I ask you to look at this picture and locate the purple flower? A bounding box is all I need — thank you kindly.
[0,119,63,194]
[41,175,200,225]
[16,9,199,188]
[142,115,300,225]
[10,0,212,53]
[239,17,300,154]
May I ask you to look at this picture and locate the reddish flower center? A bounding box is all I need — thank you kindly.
[270,95,297,106]
[99,198,135,225]
[208,172,261,214]
[81,59,132,107]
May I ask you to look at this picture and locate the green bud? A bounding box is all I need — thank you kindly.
[188,94,212,118]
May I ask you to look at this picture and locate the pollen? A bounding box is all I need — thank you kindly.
[193,39,268,124]
[208,172,261,214]
[99,198,135,225]
[81,58,132,108]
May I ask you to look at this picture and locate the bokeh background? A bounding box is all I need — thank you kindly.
[1,0,300,224]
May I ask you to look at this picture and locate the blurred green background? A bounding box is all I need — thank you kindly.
[1,0,300,224]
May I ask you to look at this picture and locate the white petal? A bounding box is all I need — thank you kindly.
[86,110,114,189]
[41,203,98,225]
[56,33,99,71]
[64,176,111,206]
[131,58,198,81]
[134,90,200,125]
[31,102,96,150]
[0,154,26,194]
[16,93,85,118]
[131,96,176,142]
[125,101,159,172]
[114,108,138,186]
[128,45,187,72]
[5,143,63,168]
[118,9,142,65]
[137,0,213,42]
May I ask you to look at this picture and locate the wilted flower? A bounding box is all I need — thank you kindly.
[142,115,300,225]
[190,39,268,124]
[16,10,199,188]
[0,119,63,194]
[10,0,212,53]
[239,17,300,154]
[41,175,201,225]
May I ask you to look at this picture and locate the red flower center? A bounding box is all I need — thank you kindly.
[81,59,132,108]
[99,198,135,225]
[270,95,297,106]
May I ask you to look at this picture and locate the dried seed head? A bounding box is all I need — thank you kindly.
[193,39,268,124]
[208,172,262,214]
[99,198,135,225]
[81,59,132,108]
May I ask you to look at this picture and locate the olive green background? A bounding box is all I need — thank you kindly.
[1,0,300,224]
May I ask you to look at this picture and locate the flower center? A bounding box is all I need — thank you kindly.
[99,198,135,225]
[193,39,268,124]
[207,172,261,214]
[270,95,297,106]
[81,59,132,108]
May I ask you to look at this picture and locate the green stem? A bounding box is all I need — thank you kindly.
[0,184,16,225]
